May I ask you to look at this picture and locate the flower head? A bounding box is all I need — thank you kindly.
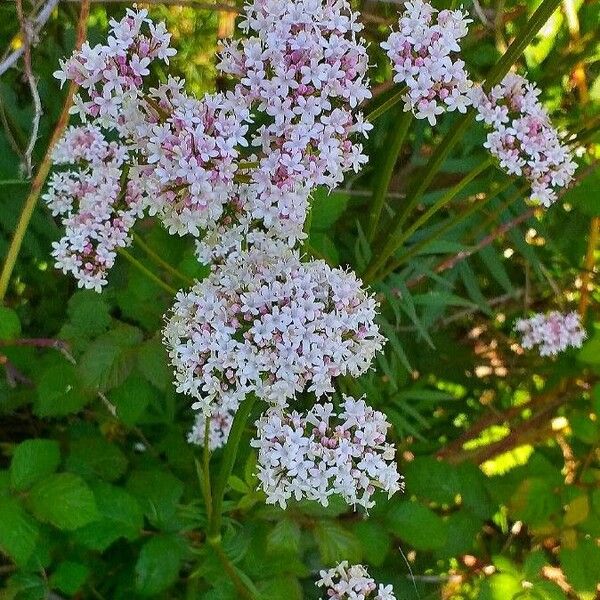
[252,396,403,509]
[471,73,577,206]
[515,311,585,356]
[163,247,384,414]
[316,561,397,599]
[381,0,473,125]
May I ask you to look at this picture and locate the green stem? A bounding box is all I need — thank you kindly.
[117,248,177,295]
[133,233,194,286]
[367,110,413,241]
[207,539,256,600]
[207,394,256,540]
[376,179,516,281]
[365,85,408,123]
[377,158,493,259]
[362,0,562,280]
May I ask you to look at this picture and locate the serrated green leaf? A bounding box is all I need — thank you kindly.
[314,521,361,564]
[0,496,39,566]
[73,481,144,551]
[10,439,60,491]
[135,534,186,596]
[267,519,301,555]
[386,501,448,550]
[35,361,90,417]
[26,473,98,531]
[66,436,128,482]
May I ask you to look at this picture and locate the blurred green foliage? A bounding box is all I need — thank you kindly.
[0,0,599,599]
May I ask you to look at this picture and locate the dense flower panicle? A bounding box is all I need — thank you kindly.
[515,311,585,356]
[471,73,577,206]
[43,125,145,291]
[218,0,372,193]
[252,397,403,509]
[163,248,384,415]
[54,8,176,128]
[316,562,397,599]
[381,0,472,125]
[187,408,234,450]
[195,183,311,263]
[131,78,250,237]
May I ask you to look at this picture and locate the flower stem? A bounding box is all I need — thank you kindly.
[207,394,256,539]
[116,248,177,295]
[365,85,408,123]
[0,0,90,302]
[364,159,492,283]
[379,179,518,281]
[132,233,194,286]
[204,394,257,599]
[367,110,413,241]
[362,0,562,282]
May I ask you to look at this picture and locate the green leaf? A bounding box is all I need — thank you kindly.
[50,561,90,596]
[67,290,111,338]
[478,245,514,293]
[0,496,39,566]
[127,470,184,528]
[314,520,362,564]
[403,457,460,505]
[560,539,600,594]
[562,170,600,216]
[267,519,301,555]
[34,361,91,417]
[110,373,157,425]
[135,534,186,596]
[74,482,144,551]
[10,439,60,491]
[257,576,302,600]
[309,187,349,230]
[136,338,172,392]
[309,232,340,264]
[0,306,20,340]
[386,501,448,550]
[79,324,143,391]
[509,478,561,526]
[66,436,128,482]
[479,573,522,600]
[26,473,98,530]
[352,520,391,566]
[578,329,600,365]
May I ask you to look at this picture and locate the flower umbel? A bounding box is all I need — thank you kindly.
[515,311,586,356]
[316,561,397,599]
[252,396,403,509]
[471,73,577,206]
[381,0,473,125]
[163,247,384,415]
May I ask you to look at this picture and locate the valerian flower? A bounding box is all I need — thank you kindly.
[381,0,473,125]
[515,311,585,356]
[252,396,403,509]
[316,561,397,599]
[471,73,577,206]
[163,247,384,415]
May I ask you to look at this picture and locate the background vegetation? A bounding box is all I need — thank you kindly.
[0,0,599,598]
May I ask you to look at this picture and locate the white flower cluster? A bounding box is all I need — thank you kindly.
[381,0,472,125]
[43,125,145,291]
[163,248,384,415]
[219,0,372,190]
[316,561,397,600]
[54,8,176,127]
[252,397,403,509]
[187,408,234,450]
[471,73,577,206]
[132,77,250,237]
[515,311,585,356]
